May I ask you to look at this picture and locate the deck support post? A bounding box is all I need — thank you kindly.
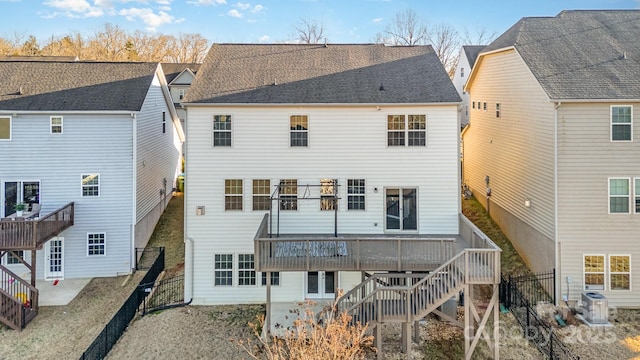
[401,322,411,358]
[31,250,36,289]
[374,324,382,360]
[413,320,420,343]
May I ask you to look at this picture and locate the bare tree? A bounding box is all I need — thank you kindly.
[87,23,129,61]
[428,23,460,75]
[170,33,209,63]
[296,19,326,44]
[461,26,497,45]
[384,9,428,46]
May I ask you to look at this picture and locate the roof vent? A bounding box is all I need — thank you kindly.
[623,51,627,60]
[379,83,385,91]
[18,86,23,95]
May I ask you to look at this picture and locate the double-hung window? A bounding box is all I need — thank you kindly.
[225,179,243,210]
[213,115,232,146]
[609,178,630,213]
[279,179,298,210]
[611,105,632,141]
[320,179,337,210]
[252,179,271,211]
[610,255,630,290]
[635,178,640,213]
[82,174,100,197]
[7,251,24,264]
[290,115,308,147]
[214,254,233,286]
[347,179,365,210]
[261,272,280,286]
[0,116,11,140]
[51,116,63,134]
[584,255,605,290]
[238,254,256,286]
[387,115,426,146]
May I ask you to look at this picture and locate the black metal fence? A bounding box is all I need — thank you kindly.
[79,247,165,360]
[138,274,187,316]
[501,270,580,360]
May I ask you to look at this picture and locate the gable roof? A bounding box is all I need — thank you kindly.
[161,63,201,84]
[0,61,159,111]
[482,10,640,100]
[462,46,485,69]
[186,43,460,104]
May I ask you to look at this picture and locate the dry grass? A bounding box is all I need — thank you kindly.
[146,192,184,276]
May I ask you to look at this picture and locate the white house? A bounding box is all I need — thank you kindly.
[462,10,640,308]
[452,46,485,127]
[0,60,184,329]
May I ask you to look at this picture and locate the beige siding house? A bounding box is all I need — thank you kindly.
[463,10,640,307]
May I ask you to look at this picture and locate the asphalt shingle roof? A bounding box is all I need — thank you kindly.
[186,43,460,104]
[0,61,159,111]
[161,63,201,84]
[483,10,640,100]
[462,46,485,69]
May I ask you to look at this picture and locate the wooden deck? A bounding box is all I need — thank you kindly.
[0,203,74,250]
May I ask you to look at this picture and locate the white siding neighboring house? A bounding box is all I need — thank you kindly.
[162,63,200,133]
[452,45,485,127]
[0,61,184,282]
[462,10,640,307]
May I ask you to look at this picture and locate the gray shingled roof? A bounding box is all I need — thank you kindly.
[0,61,159,111]
[186,44,460,104]
[161,63,201,84]
[462,46,485,69]
[483,10,640,100]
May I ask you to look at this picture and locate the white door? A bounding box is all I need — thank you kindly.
[44,237,64,280]
[306,271,336,299]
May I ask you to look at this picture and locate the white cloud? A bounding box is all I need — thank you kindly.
[234,2,250,10]
[43,0,105,17]
[251,4,263,13]
[258,35,269,42]
[227,9,242,18]
[187,0,226,5]
[372,17,383,24]
[119,7,184,31]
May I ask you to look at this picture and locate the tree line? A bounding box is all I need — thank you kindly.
[0,9,494,73]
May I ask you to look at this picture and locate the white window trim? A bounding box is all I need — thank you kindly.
[608,177,630,214]
[289,114,309,148]
[237,253,257,287]
[609,254,632,291]
[386,114,427,147]
[634,178,640,214]
[214,253,234,287]
[610,105,633,142]
[583,254,606,291]
[252,179,271,211]
[50,116,63,134]
[178,88,186,100]
[212,114,233,147]
[86,232,106,257]
[0,116,11,141]
[81,174,100,197]
[224,179,244,211]
[347,178,366,211]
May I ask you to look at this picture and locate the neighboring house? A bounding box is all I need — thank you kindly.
[183,43,501,358]
[161,63,200,132]
[452,46,485,127]
[462,10,640,307]
[0,60,184,329]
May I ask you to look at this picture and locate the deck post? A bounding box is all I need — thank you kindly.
[413,320,420,343]
[30,250,36,289]
[464,284,471,359]
[401,322,410,357]
[374,323,382,360]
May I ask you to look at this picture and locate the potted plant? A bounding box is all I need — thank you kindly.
[14,202,26,217]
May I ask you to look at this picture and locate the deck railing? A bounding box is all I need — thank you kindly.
[254,214,457,272]
[0,264,38,330]
[0,202,74,250]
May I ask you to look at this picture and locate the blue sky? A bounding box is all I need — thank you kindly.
[1,0,639,44]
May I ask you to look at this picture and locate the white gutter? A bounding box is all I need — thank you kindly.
[181,102,463,107]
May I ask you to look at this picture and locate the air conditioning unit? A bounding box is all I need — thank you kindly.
[581,292,608,324]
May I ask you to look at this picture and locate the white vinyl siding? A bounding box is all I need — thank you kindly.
[185,104,459,304]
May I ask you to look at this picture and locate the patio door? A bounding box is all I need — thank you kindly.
[306,271,336,299]
[3,181,40,217]
[385,188,417,231]
[44,237,64,280]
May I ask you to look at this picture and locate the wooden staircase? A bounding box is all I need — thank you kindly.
[0,264,38,330]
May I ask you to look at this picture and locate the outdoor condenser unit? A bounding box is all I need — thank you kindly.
[581,292,608,324]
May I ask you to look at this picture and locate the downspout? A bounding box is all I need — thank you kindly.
[554,102,561,306]
[185,237,194,302]
[131,113,137,273]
